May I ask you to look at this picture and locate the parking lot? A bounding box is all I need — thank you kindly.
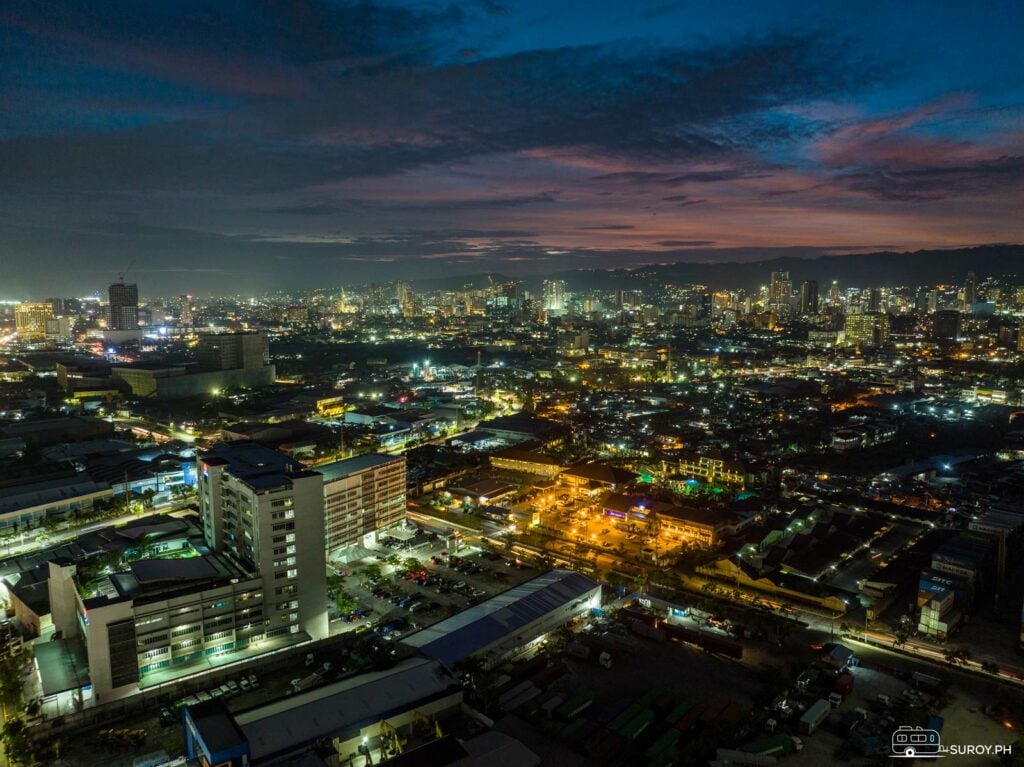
[328,533,541,643]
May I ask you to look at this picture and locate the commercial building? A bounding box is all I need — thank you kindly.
[14,302,54,340]
[401,570,601,668]
[317,453,406,557]
[183,656,464,766]
[199,441,328,644]
[843,312,890,347]
[195,331,269,371]
[111,362,276,399]
[110,333,276,399]
[489,447,562,478]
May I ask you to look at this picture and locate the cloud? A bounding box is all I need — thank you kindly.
[578,224,636,230]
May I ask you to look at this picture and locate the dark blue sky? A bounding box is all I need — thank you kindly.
[2,1,1022,297]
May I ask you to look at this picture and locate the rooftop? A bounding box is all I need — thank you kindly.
[317,453,403,482]
[400,570,599,666]
[234,657,461,762]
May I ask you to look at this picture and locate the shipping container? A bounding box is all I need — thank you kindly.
[619,709,655,743]
[556,693,594,721]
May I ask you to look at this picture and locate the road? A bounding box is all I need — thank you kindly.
[0,502,197,560]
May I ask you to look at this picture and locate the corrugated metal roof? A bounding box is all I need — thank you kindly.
[236,657,460,761]
[401,570,599,666]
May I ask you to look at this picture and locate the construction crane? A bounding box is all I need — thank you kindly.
[116,259,135,283]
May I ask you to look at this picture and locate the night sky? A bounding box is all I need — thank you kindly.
[2,1,1022,297]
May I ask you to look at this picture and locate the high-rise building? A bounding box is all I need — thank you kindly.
[107,282,139,330]
[317,454,406,557]
[1018,323,1024,352]
[866,288,882,313]
[14,302,54,340]
[769,271,791,310]
[963,271,978,310]
[196,332,270,371]
[799,280,819,316]
[542,279,567,314]
[844,312,890,347]
[827,279,841,308]
[199,442,329,642]
[179,295,194,326]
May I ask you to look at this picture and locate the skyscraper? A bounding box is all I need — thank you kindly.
[963,271,978,310]
[179,294,194,326]
[107,282,139,330]
[828,279,841,308]
[543,279,567,314]
[799,280,819,316]
[769,271,791,310]
[866,287,882,313]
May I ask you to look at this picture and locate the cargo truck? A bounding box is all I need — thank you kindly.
[800,699,831,734]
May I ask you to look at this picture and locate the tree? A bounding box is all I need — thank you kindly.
[2,718,34,766]
[360,564,382,581]
[402,557,421,573]
[335,591,358,615]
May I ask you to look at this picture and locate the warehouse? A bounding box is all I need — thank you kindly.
[401,569,601,668]
[184,657,464,766]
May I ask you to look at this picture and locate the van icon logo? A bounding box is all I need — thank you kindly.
[891,726,943,758]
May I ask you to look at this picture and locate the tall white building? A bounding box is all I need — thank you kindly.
[318,454,406,557]
[199,442,328,643]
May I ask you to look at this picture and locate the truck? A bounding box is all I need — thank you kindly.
[290,673,321,693]
[799,699,831,734]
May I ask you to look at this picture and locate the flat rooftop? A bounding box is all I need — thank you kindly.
[317,453,402,482]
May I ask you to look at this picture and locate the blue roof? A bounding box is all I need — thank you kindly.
[401,570,599,665]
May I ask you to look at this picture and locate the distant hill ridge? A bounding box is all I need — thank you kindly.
[409,244,1023,292]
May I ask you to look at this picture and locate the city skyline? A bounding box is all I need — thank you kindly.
[2,1,1023,295]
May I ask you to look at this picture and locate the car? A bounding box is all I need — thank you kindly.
[219,683,232,697]
[159,707,176,727]
[601,528,610,535]
[240,678,251,692]
[247,673,259,689]
[602,541,613,548]
[226,680,240,695]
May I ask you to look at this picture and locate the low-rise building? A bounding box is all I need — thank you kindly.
[401,570,601,669]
